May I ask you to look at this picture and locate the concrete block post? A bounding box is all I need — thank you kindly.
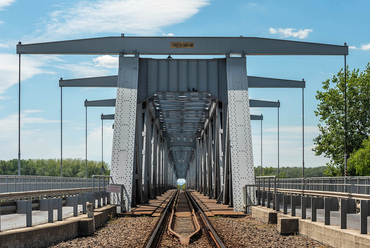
[291,195,296,216]
[311,197,317,222]
[360,200,368,234]
[87,202,95,232]
[341,198,347,229]
[283,195,288,215]
[301,196,306,219]
[324,197,330,225]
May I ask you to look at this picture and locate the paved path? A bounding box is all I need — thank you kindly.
[0,206,83,231]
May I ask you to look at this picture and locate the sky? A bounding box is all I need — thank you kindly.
[0,0,370,172]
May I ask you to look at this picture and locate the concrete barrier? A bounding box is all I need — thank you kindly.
[299,218,370,248]
[251,206,277,224]
[0,205,116,248]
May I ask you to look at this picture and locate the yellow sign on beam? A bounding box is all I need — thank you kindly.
[170,42,195,49]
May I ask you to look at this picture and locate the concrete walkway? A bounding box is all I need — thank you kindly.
[0,205,83,231]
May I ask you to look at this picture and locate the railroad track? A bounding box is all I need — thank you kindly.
[144,190,225,248]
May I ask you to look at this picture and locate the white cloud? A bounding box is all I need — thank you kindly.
[0,0,15,10]
[360,43,370,50]
[0,43,9,48]
[269,28,313,39]
[93,55,118,68]
[162,33,175,36]
[349,46,358,50]
[57,61,110,78]
[37,0,210,41]
[0,54,55,96]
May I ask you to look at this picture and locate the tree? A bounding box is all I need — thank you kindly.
[313,64,370,176]
[348,137,370,176]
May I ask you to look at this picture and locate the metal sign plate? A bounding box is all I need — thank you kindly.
[170,42,194,48]
[106,184,122,193]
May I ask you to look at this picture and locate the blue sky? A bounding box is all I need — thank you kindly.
[0,0,369,170]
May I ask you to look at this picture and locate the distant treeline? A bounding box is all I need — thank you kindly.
[0,158,110,177]
[254,166,326,178]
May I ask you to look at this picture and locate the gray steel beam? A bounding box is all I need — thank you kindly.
[59,75,305,89]
[84,99,116,107]
[85,99,278,108]
[101,113,263,121]
[60,76,117,87]
[17,36,348,55]
[101,114,115,120]
[251,114,263,120]
[250,99,280,108]
[248,76,305,88]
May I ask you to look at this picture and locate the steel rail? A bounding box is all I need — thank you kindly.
[0,187,100,201]
[185,190,226,248]
[276,188,370,200]
[144,190,178,248]
[167,190,201,245]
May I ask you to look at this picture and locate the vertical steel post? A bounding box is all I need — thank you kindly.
[61,86,63,177]
[101,115,104,174]
[277,103,280,180]
[18,51,21,177]
[302,86,305,190]
[85,100,88,179]
[341,198,347,229]
[344,47,348,192]
[360,200,367,234]
[260,116,263,176]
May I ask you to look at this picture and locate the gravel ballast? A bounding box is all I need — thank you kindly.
[210,216,331,248]
[51,215,331,247]
[51,216,158,248]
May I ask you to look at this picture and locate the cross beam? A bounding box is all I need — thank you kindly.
[17,36,348,55]
[85,99,279,108]
[60,75,305,88]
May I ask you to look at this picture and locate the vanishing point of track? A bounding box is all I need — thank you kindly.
[144,190,225,248]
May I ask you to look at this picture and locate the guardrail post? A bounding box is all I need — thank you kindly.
[48,198,53,223]
[283,195,288,215]
[360,200,368,234]
[275,193,280,211]
[291,195,296,216]
[324,197,330,225]
[301,196,306,219]
[55,198,62,221]
[262,190,265,207]
[82,194,87,214]
[311,197,317,222]
[17,200,33,227]
[341,198,347,229]
[267,192,271,208]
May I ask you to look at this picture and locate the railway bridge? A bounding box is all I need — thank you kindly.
[16,36,348,212]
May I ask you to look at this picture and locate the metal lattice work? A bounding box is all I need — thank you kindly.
[150,92,214,179]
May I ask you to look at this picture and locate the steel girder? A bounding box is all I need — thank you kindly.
[17,36,348,55]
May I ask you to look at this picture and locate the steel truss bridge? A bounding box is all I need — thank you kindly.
[16,36,348,212]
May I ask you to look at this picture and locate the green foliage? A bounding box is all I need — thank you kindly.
[0,158,110,177]
[348,138,370,176]
[313,64,370,176]
[254,166,326,178]
[181,184,186,190]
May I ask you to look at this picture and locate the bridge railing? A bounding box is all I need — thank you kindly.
[276,176,370,194]
[0,175,99,193]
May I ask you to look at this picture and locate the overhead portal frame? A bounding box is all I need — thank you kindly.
[17,36,348,212]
